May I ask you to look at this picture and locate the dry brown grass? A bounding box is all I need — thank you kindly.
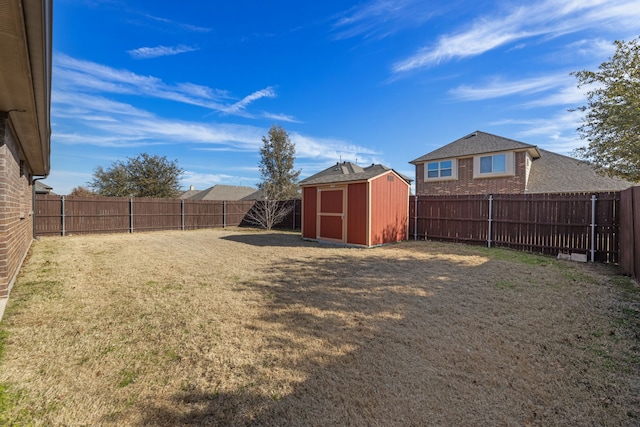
[0,228,639,426]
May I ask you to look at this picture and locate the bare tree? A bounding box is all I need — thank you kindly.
[246,125,300,230]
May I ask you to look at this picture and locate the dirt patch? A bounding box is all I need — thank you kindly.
[1,229,638,426]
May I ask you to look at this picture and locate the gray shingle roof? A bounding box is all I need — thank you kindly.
[185,185,258,201]
[410,131,539,164]
[300,162,412,186]
[526,149,632,193]
[35,181,53,194]
[178,189,200,199]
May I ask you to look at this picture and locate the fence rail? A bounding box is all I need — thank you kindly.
[35,195,301,236]
[409,192,621,263]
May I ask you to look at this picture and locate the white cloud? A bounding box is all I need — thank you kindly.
[491,108,586,154]
[53,53,279,117]
[261,112,302,123]
[52,89,375,165]
[450,74,572,101]
[180,171,255,190]
[332,0,440,40]
[290,132,380,164]
[222,87,277,114]
[393,0,640,73]
[141,13,212,33]
[128,45,199,59]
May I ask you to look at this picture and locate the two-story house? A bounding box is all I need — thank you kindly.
[410,131,632,195]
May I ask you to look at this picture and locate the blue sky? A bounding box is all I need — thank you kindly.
[48,0,640,194]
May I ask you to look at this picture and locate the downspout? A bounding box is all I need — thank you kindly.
[32,175,49,240]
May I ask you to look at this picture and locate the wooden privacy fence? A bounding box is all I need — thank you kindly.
[37,191,637,269]
[35,195,301,236]
[619,187,640,282]
[409,192,621,263]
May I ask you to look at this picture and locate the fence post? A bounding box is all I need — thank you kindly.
[590,194,597,262]
[130,198,133,233]
[292,199,296,230]
[414,195,418,241]
[223,200,226,228]
[487,194,493,248]
[61,195,66,237]
[181,199,185,231]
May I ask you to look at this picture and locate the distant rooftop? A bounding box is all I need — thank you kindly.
[180,184,259,201]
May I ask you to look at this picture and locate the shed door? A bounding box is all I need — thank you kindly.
[317,187,345,242]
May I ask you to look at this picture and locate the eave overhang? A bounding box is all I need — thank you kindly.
[0,0,52,175]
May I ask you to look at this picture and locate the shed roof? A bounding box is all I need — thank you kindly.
[410,131,540,164]
[300,162,412,186]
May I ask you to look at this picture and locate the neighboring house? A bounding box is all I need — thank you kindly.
[181,184,260,201]
[178,185,200,199]
[300,162,411,247]
[1,0,52,316]
[410,131,633,196]
[35,181,54,195]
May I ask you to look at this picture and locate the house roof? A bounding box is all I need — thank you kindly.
[411,130,633,194]
[300,162,412,186]
[34,181,53,194]
[178,189,201,199]
[185,185,258,201]
[526,149,632,193]
[0,0,52,176]
[410,131,540,164]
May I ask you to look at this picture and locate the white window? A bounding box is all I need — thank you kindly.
[425,159,457,181]
[473,152,514,178]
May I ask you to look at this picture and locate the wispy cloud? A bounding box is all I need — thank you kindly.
[448,70,593,109]
[491,109,586,154]
[261,112,302,123]
[128,45,199,59]
[290,132,380,164]
[54,53,280,117]
[180,171,253,189]
[52,84,374,164]
[222,87,277,114]
[142,13,211,33]
[332,0,439,40]
[449,73,573,101]
[393,0,640,73]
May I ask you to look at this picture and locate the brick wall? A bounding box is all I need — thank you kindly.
[0,116,34,298]
[415,151,529,195]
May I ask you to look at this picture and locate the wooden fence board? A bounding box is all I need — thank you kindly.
[410,192,621,262]
[35,196,301,236]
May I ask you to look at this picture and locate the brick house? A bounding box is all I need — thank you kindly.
[1,0,52,318]
[410,131,632,196]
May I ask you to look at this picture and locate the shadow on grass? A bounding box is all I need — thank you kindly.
[220,232,310,248]
[137,244,637,426]
[221,232,372,250]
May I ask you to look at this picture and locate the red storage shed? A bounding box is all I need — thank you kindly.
[300,162,411,247]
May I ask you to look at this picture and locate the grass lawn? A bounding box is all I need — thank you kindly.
[0,228,639,426]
